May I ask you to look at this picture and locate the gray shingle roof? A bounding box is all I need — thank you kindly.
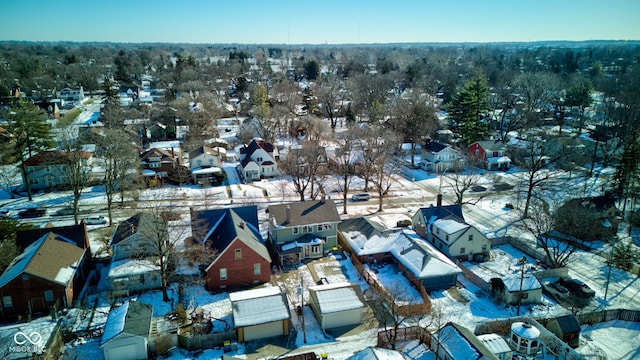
[269,200,340,227]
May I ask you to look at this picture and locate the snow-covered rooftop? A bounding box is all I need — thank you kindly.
[230,286,290,327]
[309,282,364,314]
[502,275,542,292]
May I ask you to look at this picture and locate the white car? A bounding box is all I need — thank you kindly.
[351,193,371,201]
[86,215,107,225]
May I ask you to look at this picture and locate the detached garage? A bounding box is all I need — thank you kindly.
[230,286,291,342]
[308,282,366,330]
[100,301,153,360]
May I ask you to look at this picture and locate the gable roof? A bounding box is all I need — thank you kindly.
[110,212,160,247]
[436,322,499,360]
[423,140,449,153]
[415,204,465,224]
[0,232,85,288]
[101,300,153,346]
[473,140,506,152]
[189,145,220,160]
[24,150,91,167]
[139,147,175,162]
[309,282,365,314]
[390,231,462,278]
[501,275,542,292]
[269,200,340,227]
[230,286,290,327]
[240,139,275,168]
[191,206,271,264]
[16,222,89,251]
[550,314,581,334]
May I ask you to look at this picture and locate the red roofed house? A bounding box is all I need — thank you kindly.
[238,138,278,181]
[23,150,93,191]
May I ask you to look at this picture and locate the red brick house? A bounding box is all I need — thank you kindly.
[468,140,511,170]
[191,205,272,290]
[0,233,87,321]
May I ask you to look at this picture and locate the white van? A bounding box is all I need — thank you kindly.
[351,193,371,201]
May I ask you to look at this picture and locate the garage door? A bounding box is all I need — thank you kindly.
[324,309,361,329]
[243,321,282,341]
[105,344,140,360]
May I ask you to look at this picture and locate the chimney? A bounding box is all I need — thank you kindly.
[321,194,326,203]
[437,193,443,207]
[285,205,291,224]
[239,221,245,229]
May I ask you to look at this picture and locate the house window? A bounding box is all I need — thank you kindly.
[475,149,479,155]
[256,157,263,162]
[293,227,299,234]
[311,245,320,254]
[235,249,242,260]
[220,268,227,280]
[323,223,333,230]
[482,244,487,251]
[468,234,473,241]
[2,296,12,308]
[149,162,161,168]
[317,225,323,232]
[29,178,39,185]
[197,160,202,165]
[44,290,54,302]
[436,228,439,235]
[446,235,449,241]
[302,225,313,233]
[460,247,466,254]
[254,263,261,276]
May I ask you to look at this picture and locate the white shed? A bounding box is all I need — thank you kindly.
[230,286,291,342]
[308,282,366,330]
[100,301,153,360]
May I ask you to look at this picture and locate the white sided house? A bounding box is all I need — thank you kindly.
[413,203,490,262]
[420,140,464,172]
[100,301,153,360]
[238,139,278,181]
[308,282,366,330]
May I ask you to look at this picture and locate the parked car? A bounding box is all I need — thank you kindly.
[53,207,75,216]
[86,215,107,225]
[558,277,596,299]
[351,193,371,201]
[18,208,46,218]
[543,281,569,299]
[471,185,487,192]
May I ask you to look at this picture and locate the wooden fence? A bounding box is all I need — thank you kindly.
[377,325,431,349]
[576,308,640,325]
[348,251,431,316]
[456,260,491,292]
[177,330,236,351]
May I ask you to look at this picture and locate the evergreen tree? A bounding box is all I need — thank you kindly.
[447,72,489,145]
[1,101,53,201]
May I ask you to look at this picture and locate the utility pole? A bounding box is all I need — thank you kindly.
[517,256,527,316]
[300,276,307,343]
[604,235,616,301]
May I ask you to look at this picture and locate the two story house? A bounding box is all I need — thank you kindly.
[239,138,278,181]
[468,141,511,171]
[188,145,223,185]
[420,140,464,172]
[412,203,490,262]
[191,206,272,290]
[0,232,87,321]
[23,150,93,191]
[139,147,179,186]
[268,199,341,266]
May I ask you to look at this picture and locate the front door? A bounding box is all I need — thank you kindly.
[303,246,310,258]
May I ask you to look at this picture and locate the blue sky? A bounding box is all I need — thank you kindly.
[2,0,639,44]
